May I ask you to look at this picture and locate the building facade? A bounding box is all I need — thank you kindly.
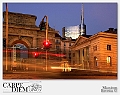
[3,11,62,71]
[61,37,76,63]
[71,28,117,73]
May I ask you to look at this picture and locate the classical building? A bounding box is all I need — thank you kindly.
[71,28,117,73]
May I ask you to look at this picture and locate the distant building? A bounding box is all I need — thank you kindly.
[55,33,62,61]
[62,4,86,39]
[71,28,117,73]
[61,37,76,63]
[62,25,80,39]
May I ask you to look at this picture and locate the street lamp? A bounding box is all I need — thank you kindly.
[5,3,8,71]
[39,15,48,71]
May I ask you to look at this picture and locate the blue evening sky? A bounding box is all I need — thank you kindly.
[2,3,117,36]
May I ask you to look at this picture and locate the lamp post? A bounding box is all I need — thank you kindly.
[5,3,8,71]
[41,15,48,71]
[45,16,48,71]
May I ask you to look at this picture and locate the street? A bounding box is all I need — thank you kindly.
[3,70,117,79]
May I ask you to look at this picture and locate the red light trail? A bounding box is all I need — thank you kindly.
[3,49,65,57]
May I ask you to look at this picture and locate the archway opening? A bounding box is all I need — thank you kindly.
[11,43,28,71]
[13,43,28,58]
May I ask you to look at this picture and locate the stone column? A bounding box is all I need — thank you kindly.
[79,49,83,69]
[82,48,84,69]
[75,50,79,65]
[84,47,87,69]
[86,46,90,69]
[33,37,37,48]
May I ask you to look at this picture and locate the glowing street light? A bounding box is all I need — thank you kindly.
[39,15,49,71]
[5,3,8,71]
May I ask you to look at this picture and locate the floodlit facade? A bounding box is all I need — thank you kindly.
[71,28,117,73]
[3,11,62,71]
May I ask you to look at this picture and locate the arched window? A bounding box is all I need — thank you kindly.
[107,56,112,66]
[94,56,98,66]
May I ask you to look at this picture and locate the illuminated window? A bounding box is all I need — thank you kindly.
[107,56,112,66]
[107,45,111,50]
[94,56,98,66]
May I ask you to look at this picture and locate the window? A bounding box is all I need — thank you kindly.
[94,56,98,66]
[56,46,59,50]
[107,45,111,50]
[56,40,60,44]
[69,53,71,58]
[56,40,59,43]
[69,43,71,46]
[73,53,75,57]
[3,38,6,48]
[93,45,97,51]
[64,47,66,54]
[64,42,66,46]
[107,56,112,66]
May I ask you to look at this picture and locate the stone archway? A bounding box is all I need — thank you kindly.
[10,40,30,48]
[9,40,31,71]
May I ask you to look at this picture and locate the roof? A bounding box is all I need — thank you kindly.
[82,35,92,38]
[55,33,61,38]
[61,37,76,41]
[3,11,37,19]
[104,28,117,34]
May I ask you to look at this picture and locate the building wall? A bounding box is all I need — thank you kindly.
[61,40,70,60]
[98,37,117,72]
[3,11,37,27]
[71,31,117,73]
[89,37,101,70]
[3,11,62,71]
[61,38,75,63]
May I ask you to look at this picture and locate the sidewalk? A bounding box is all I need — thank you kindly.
[3,70,61,75]
[76,68,117,74]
